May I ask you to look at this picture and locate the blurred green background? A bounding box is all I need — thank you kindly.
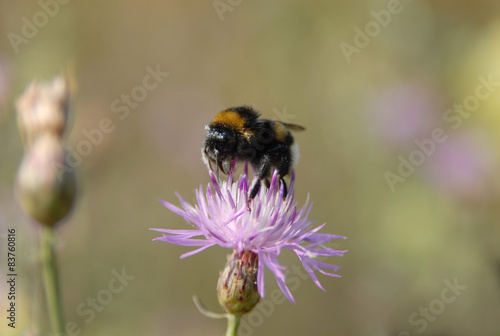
[1,1,500,335]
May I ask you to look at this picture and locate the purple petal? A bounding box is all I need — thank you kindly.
[150,228,201,236]
[309,259,343,271]
[180,244,215,259]
[292,251,325,291]
[263,253,295,304]
[159,200,187,218]
[288,171,295,193]
[317,270,342,277]
[155,237,209,246]
[304,232,347,244]
[257,251,266,298]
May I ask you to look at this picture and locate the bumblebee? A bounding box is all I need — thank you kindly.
[202,105,305,201]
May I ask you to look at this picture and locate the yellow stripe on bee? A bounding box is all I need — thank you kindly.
[213,110,246,132]
[274,121,289,141]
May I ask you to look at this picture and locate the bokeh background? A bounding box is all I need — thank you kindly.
[1,1,500,335]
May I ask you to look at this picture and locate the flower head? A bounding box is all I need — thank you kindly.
[151,170,347,303]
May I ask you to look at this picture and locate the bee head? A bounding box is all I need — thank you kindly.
[203,124,237,177]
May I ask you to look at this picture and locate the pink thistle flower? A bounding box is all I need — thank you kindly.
[151,170,347,303]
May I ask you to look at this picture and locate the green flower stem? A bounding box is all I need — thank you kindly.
[41,225,65,334]
[225,314,241,336]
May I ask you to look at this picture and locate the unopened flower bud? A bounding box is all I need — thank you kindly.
[16,76,70,147]
[16,133,76,227]
[217,250,260,315]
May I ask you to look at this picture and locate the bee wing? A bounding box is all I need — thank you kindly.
[256,118,306,131]
[280,122,305,132]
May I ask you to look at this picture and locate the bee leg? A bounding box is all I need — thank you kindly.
[277,154,292,200]
[248,179,261,203]
[248,156,271,204]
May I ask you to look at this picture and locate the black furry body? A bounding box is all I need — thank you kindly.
[203,106,304,201]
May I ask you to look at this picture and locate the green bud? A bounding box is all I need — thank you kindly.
[16,133,76,227]
[217,250,260,316]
